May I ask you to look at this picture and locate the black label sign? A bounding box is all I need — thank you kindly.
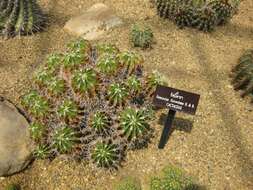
[153,85,200,115]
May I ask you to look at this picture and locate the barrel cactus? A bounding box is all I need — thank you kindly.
[0,0,46,37]
[155,0,240,32]
[21,39,165,168]
[231,49,253,101]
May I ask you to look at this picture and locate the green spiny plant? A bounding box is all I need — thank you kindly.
[173,3,195,29]
[45,53,62,71]
[155,0,239,32]
[52,126,77,154]
[116,177,142,190]
[90,111,110,134]
[0,0,46,38]
[118,51,143,74]
[29,122,46,142]
[97,54,119,74]
[63,51,85,69]
[126,75,142,94]
[22,39,163,168]
[5,184,21,190]
[33,144,51,159]
[46,77,65,95]
[120,108,149,140]
[156,0,183,19]
[146,71,165,94]
[192,6,218,32]
[231,49,253,100]
[108,83,128,106]
[57,100,78,120]
[34,69,52,86]
[208,0,233,25]
[130,24,154,49]
[91,140,120,168]
[150,165,195,190]
[67,38,91,53]
[72,68,98,94]
[96,43,119,56]
[22,91,49,117]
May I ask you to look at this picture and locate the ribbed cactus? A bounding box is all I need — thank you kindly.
[0,0,45,37]
[155,0,240,32]
[21,39,165,168]
[231,49,253,101]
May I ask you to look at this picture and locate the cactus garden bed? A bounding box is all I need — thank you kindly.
[0,0,253,190]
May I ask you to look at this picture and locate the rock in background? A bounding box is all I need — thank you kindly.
[64,3,123,40]
[0,97,34,176]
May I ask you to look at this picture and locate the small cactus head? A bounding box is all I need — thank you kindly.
[46,77,65,95]
[29,123,46,142]
[90,111,110,134]
[97,54,119,75]
[57,100,78,120]
[67,38,91,53]
[72,68,98,94]
[22,92,49,117]
[120,108,149,140]
[34,69,52,86]
[63,51,85,69]
[52,126,77,154]
[91,140,119,168]
[130,24,154,49]
[33,144,51,159]
[126,75,142,94]
[108,83,128,106]
[96,43,119,56]
[146,71,165,92]
[118,51,143,74]
[46,53,62,71]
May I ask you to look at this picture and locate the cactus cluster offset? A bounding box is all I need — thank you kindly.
[21,39,165,169]
[231,49,253,102]
[156,0,239,32]
[0,0,45,37]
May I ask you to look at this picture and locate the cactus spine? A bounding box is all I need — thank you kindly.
[0,0,46,37]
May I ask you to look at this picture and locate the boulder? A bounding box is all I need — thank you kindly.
[0,97,33,176]
[64,3,123,40]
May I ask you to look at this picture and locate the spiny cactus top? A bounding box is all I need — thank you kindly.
[231,49,253,101]
[0,0,46,37]
[21,39,165,169]
[156,0,240,32]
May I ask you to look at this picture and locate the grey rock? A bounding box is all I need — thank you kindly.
[0,98,33,176]
[64,3,123,40]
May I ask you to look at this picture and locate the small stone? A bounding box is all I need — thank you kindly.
[64,3,123,40]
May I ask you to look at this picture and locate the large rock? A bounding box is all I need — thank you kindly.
[64,3,123,40]
[0,97,33,176]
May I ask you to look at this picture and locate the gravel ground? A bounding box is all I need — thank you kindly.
[0,0,253,189]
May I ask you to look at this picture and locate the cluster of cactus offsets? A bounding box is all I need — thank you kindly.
[130,24,154,49]
[21,39,165,168]
[0,0,46,37]
[156,0,239,32]
[231,49,253,101]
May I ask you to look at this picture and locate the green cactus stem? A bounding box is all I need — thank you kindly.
[231,49,253,100]
[0,0,46,37]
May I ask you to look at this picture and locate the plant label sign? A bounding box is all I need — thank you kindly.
[153,85,200,149]
[153,85,200,115]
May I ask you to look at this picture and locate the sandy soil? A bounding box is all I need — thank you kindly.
[0,0,253,189]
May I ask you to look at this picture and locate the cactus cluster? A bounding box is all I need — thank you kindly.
[231,49,253,101]
[156,0,239,32]
[0,0,46,37]
[21,39,165,168]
